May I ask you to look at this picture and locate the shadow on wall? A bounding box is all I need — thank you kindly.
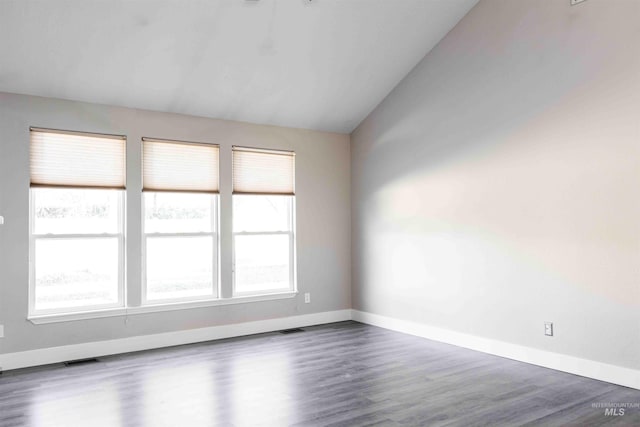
[355,0,624,196]
[350,0,640,369]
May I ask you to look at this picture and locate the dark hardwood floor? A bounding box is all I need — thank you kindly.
[0,321,638,427]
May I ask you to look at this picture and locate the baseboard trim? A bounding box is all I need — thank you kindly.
[4,308,638,390]
[351,310,640,390]
[0,309,352,371]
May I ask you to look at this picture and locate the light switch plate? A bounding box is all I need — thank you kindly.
[0,325,4,338]
[0,216,4,225]
[544,322,553,336]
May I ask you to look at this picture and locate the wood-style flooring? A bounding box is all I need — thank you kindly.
[0,321,638,426]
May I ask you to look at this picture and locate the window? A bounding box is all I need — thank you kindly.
[29,128,126,315]
[232,147,296,296]
[142,138,219,303]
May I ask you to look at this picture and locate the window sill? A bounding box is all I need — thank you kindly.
[28,291,298,324]
[28,308,128,324]
[131,292,297,315]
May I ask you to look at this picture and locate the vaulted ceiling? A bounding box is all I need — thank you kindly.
[0,0,478,133]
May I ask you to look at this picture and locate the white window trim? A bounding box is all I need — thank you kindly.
[28,189,126,317]
[141,192,220,305]
[27,291,298,324]
[232,195,297,297]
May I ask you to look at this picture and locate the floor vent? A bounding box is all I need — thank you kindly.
[280,328,305,334]
[64,358,99,367]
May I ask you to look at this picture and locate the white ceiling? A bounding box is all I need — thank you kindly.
[0,0,477,134]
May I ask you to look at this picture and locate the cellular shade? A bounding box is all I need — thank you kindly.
[233,147,295,195]
[30,128,126,189]
[143,138,219,193]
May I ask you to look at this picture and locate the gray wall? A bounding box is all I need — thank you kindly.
[0,92,351,353]
[351,0,640,370]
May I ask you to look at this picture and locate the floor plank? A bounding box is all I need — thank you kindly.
[0,321,638,427]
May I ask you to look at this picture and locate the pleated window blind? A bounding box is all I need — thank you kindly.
[232,147,295,195]
[143,138,219,193]
[30,128,126,189]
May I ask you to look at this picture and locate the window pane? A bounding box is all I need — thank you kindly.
[33,188,120,234]
[34,238,120,311]
[234,234,291,294]
[145,236,215,301]
[233,195,291,232]
[144,192,214,233]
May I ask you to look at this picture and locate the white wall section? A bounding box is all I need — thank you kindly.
[351,0,640,372]
[0,92,351,354]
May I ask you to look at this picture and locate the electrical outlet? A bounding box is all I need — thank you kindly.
[544,322,553,336]
[304,293,311,304]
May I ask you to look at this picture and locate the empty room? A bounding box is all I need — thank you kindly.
[0,0,639,426]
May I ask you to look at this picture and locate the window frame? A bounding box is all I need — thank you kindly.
[28,188,126,317]
[231,194,297,297]
[141,192,220,305]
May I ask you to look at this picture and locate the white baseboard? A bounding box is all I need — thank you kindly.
[3,308,638,391]
[352,310,640,390]
[0,309,352,371]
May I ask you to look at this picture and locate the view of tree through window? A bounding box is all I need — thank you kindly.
[32,188,122,312]
[233,195,294,295]
[143,192,217,301]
